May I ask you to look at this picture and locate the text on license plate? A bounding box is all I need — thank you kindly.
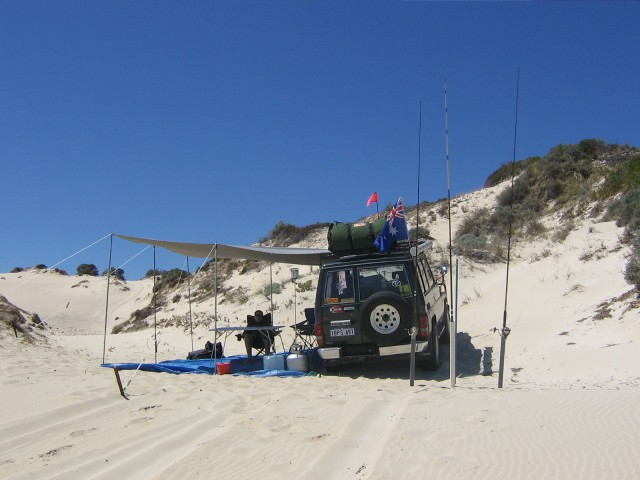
[330,327,355,337]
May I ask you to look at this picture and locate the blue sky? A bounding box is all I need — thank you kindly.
[2,1,639,280]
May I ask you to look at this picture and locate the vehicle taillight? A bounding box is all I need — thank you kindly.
[314,322,324,347]
[418,314,429,339]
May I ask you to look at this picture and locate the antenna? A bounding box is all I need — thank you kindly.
[497,68,520,388]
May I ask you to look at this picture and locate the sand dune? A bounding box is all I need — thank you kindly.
[1,185,639,479]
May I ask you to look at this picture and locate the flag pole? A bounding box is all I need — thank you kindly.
[367,192,380,218]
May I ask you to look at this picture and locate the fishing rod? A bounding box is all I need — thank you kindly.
[444,80,456,388]
[497,68,520,388]
[409,100,422,387]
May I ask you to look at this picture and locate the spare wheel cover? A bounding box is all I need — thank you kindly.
[361,292,410,345]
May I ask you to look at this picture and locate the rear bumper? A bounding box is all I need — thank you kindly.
[317,341,430,361]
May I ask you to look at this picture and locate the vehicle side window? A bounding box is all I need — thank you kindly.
[357,265,411,301]
[426,259,436,286]
[418,255,435,290]
[323,269,355,304]
[416,261,429,295]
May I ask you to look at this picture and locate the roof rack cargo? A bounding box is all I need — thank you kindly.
[334,239,432,262]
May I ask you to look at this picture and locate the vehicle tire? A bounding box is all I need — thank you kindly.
[360,292,411,346]
[419,320,440,371]
[439,305,450,344]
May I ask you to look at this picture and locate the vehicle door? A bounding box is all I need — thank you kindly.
[355,261,414,345]
[318,267,362,345]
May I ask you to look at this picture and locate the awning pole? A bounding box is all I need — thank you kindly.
[153,246,158,364]
[102,234,114,364]
[187,256,194,352]
[270,262,274,317]
[214,245,219,360]
[113,368,130,400]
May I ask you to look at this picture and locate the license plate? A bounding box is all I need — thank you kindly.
[330,327,355,337]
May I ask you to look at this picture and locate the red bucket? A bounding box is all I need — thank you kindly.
[216,362,231,375]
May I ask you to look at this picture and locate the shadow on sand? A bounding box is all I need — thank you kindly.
[322,332,489,381]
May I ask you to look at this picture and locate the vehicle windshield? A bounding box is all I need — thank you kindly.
[357,264,412,300]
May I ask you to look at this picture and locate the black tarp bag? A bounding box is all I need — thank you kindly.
[187,341,224,360]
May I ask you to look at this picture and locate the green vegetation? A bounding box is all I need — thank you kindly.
[409,225,431,242]
[607,186,640,291]
[102,267,125,281]
[484,159,531,188]
[227,287,249,305]
[262,282,282,298]
[599,155,640,198]
[77,264,98,276]
[261,221,331,247]
[145,268,190,293]
[457,139,640,276]
[297,279,314,292]
[626,239,640,291]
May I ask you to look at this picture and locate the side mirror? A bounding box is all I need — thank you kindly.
[439,265,448,275]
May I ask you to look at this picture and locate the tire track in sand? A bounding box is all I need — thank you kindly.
[306,396,404,479]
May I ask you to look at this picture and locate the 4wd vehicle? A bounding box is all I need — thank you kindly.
[314,240,449,371]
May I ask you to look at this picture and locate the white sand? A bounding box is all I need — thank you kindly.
[1,185,639,479]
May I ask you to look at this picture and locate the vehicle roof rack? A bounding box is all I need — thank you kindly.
[333,239,433,263]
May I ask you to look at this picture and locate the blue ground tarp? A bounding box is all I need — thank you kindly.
[102,352,317,378]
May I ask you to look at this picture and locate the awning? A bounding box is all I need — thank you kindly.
[115,234,335,266]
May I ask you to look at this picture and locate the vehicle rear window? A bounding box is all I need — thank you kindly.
[357,264,411,300]
[323,268,355,304]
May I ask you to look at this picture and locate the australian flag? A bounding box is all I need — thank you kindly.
[373,197,409,252]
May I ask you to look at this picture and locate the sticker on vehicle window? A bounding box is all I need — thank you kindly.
[399,284,411,296]
[325,296,354,304]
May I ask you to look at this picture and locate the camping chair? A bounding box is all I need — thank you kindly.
[236,313,285,355]
[247,330,285,356]
[290,307,317,351]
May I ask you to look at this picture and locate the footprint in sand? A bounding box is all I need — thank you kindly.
[69,427,97,438]
[129,416,153,425]
[39,445,73,458]
[138,404,161,412]
[269,423,291,433]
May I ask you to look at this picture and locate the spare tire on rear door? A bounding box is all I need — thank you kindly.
[360,292,411,346]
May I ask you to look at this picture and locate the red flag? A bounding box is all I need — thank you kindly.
[366,192,378,207]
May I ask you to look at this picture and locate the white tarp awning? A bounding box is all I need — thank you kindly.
[115,234,334,266]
